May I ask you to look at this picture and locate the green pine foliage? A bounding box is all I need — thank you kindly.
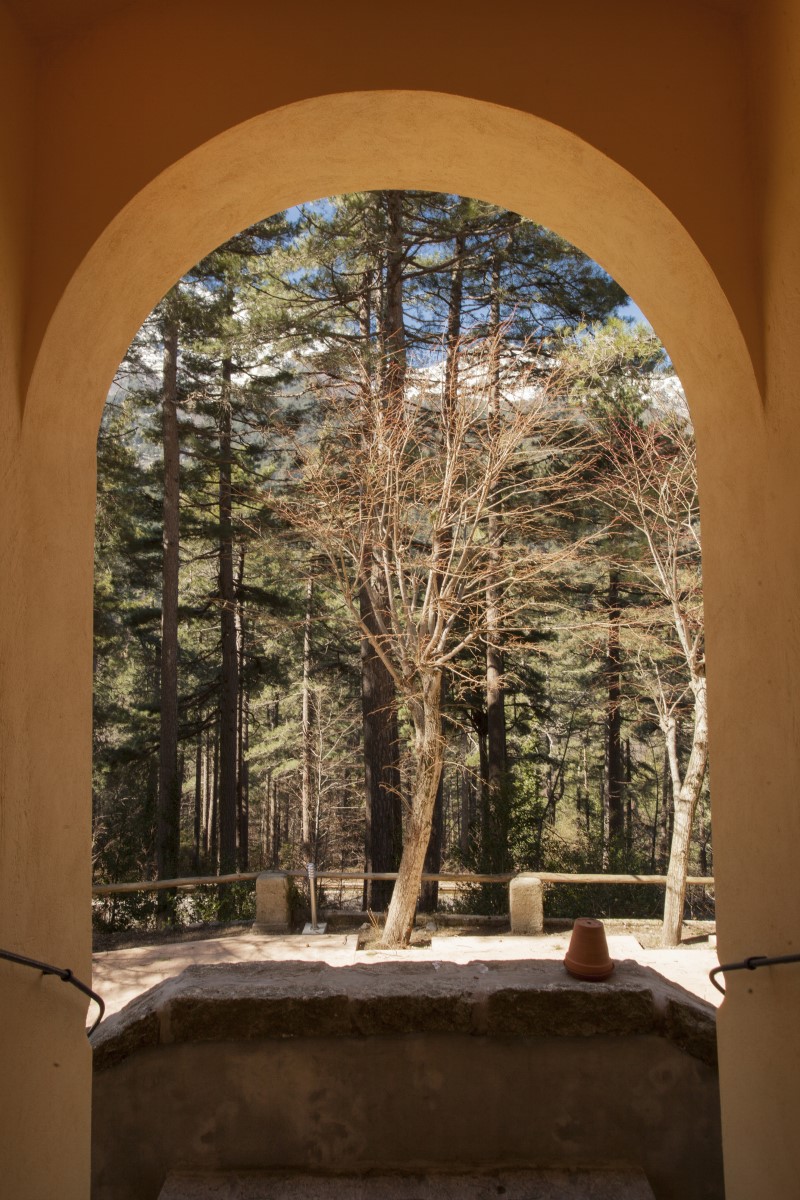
[92,192,710,932]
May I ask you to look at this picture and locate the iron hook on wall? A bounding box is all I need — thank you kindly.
[0,946,105,1036]
[710,951,800,996]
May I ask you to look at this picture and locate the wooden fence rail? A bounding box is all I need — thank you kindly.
[91,871,715,897]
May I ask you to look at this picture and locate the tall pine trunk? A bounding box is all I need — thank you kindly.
[419,230,465,913]
[193,729,202,872]
[301,572,314,850]
[419,763,444,913]
[658,744,673,869]
[202,728,210,858]
[156,310,180,923]
[605,569,625,851]
[361,191,405,911]
[217,357,238,912]
[235,546,248,871]
[459,729,471,855]
[360,587,402,911]
[484,256,508,855]
[210,719,219,869]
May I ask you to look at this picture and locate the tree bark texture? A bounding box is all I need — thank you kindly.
[361,190,406,911]
[382,190,406,398]
[217,357,239,893]
[486,254,508,804]
[383,674,444,947]
[235,546,248,871]
[661,676,709,946]
[419,754,444,913]
[210,721,219,869]
[156,311,180,922]
[301,573,314,848]
[360,584,402,911]
[605,569,625,847]
[193,730,202,872]
[419,236,465,914]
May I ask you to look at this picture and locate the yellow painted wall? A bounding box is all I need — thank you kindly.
[2,2,799,1197]
[0,8,93,1200]
[25,0,762,384]
[712,4,800,1196]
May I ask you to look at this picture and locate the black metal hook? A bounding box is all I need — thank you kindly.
[710,952,800,996]
[0,947,105,1036]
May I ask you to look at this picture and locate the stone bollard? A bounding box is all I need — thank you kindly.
[509,873,544,935]
[255,871,291,933]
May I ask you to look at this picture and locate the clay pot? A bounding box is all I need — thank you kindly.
[564,918,614,981]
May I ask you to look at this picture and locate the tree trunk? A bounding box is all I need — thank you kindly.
[485,255,508,804]
[581,742,592,836]
[235,546,248,871]
[383,675,444,947]
[361,190,406,911]
[658,743,673,869]
[360,584,402,911]
[419,236,465,916]
[259,776,269,868]
[156,310,180,924]
[472,706,490,853]
[419,767,444,913]
[301,573,314,849]
[625,737,633,853]
[193,729,202,872]
[605,569,625,849]
[382,189,406,397]
[661,676,709,946]
[600,767,609,869]
[217,357,238,912]
[239,703,250,871]
[201,729,210,859]
[210,719,219,870]
[268,773,278,868]
[459,729,471,855]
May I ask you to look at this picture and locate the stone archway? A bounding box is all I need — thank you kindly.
[13,91,792,1199]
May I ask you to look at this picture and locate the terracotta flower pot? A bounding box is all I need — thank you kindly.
[564,917,614,981]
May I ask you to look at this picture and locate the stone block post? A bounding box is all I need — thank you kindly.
[255,871,291,933]
[509,873,544,935]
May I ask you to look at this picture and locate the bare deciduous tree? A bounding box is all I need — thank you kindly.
[596,411,705,946]
[275,337,580,946]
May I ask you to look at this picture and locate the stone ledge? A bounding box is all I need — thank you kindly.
[158,1168,656,1199]
[92,958,716,1073]
[664,994,718,1067]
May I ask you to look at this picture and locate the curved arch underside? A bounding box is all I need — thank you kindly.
[9,73,800,1200]
[25,91,760,446]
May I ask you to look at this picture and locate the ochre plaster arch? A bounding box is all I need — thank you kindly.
[25,91,761,448]
[14,90,793,1200]
[20,85,772,978]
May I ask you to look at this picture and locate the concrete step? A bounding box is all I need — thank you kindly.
[159,1169,656,1199]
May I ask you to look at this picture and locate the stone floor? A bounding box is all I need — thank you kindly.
[92,928,721,1019]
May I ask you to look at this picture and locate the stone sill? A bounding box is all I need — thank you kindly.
[92,958,716,1073]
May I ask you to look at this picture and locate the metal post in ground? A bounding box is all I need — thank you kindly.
[303,858,327,935]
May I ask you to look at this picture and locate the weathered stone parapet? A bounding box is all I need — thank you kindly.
[92,958,717,1071]
[159,1168,656,1199]
[254,871,290,933]
[92,961,722,1200]
[509,872,544,934]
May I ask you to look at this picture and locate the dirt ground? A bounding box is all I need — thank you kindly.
[93,914,715,954]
